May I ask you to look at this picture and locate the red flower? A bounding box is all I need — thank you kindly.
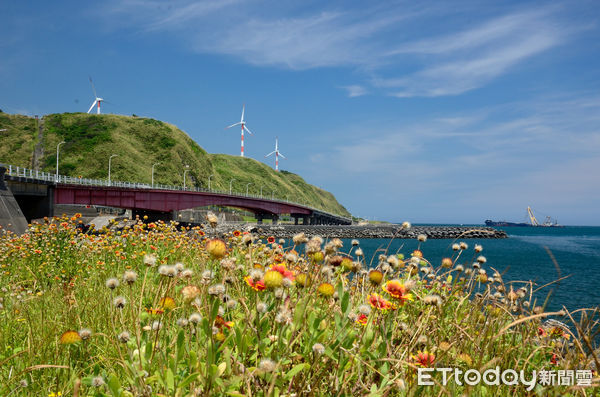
[550,353,558,365]
[244,276,266,291]
[356,314,368,326]
[267,236,275,243]
[367,293,396,311]
[233,230,241,237]
[215,315,234,329]
[413,351,435,367]
[538,327,547,337]
[270,263,295,281]
[382,280,413,305]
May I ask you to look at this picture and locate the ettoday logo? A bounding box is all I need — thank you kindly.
[418,367,593,390]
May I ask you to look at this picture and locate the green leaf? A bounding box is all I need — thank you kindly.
[341,289,350,316]
[285,363,309,380]
[165,368,175,391]
[178,372,200,390]
[107,373,122,397]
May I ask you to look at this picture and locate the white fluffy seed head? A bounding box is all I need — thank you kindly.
[105,278,119,289]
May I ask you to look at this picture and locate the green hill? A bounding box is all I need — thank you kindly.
[0,112,349,217]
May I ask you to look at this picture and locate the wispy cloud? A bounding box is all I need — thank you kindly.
[103,1,577,97]
[341,85,368,97]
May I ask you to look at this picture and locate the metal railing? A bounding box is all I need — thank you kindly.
[3,164,352,222]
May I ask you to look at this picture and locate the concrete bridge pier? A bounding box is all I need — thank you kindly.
[0,165,29,235]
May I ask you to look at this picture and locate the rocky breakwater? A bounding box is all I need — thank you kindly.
[227,224,507,239]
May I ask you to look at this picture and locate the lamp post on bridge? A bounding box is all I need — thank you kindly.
[260,186,263,197]
[56,141,66,182]
[183,165,190,189]
[246,183,252,195]
[151,162,160,188]
[229,178,236,194]
[108,154,118,186]
[271,191,275,199]
[208,174,214,190]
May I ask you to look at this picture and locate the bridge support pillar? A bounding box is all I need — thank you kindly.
[132,209,173,223]
[256,213,264,225]
[293,216,298,225]
[0,165,29,235]
[271,214,279,225]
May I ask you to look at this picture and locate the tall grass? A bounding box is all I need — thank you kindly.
[0,217,597,396]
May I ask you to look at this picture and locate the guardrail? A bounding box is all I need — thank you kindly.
[3,164,352,222]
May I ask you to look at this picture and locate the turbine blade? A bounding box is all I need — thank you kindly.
[279,152,286,159]
[241,104,245,122]
[265,151,275,157]
[87,100,97,113]
[89,76,98,99]
[243,126,253,135]
[226,122,241,129]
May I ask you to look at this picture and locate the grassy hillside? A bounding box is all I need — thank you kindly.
[0,112,349,216]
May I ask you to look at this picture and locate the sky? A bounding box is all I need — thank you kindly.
[1,0,600,225]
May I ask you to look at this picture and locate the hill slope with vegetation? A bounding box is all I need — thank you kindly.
[0,112,349,216]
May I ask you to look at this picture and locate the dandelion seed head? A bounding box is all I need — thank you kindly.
[174,262,185,273]
[113,296,127,309]
[250,269,264,281]
[475,244,483,253]
[151,321,162,331]
[257,302,268,313]
[259,359,277,372]
[355,248,364,257]
[123,270,138,284]
[358,304,371,316]
[417,234,427,242]
[452,243,460,251]
[92,376,105,387]
[78,328,92,340]
[105,278,119,290]
[189,312,202,324]
[118,331,130,343]
[144,254,157,266]
[423,295,442,307]
[177,318,189,327]
[312,343,325,355]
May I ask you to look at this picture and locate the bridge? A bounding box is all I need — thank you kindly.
[0,164,351,233]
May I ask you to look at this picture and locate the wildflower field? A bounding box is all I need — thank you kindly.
[0,216,598,396]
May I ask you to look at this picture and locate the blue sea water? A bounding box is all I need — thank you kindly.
[340,226,600,313]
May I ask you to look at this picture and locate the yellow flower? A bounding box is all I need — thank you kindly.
[263,270,283,289]
[317,283,335,297]
[368,270,384,285]
[159,297,176,310]
[206,239,227,259]
[59,330,81,345]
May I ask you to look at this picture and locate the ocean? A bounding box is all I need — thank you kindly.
[341,226,600,314]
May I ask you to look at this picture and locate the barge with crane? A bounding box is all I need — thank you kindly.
[485,207,563,227]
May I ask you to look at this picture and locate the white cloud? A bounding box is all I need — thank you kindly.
[341,85,367,97]
[103,2,576,96]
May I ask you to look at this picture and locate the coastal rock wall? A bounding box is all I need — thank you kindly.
[218,224,507,239]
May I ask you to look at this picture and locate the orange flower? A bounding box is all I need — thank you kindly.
[412,250,423,258]
[267,236,276,243]
[382,280,413,305]
[145,307,164,316]
[214,315,234,329]
[367,293,396,311]
[233,230,241,237]
[413,351,435,367]
[244,276,266,291]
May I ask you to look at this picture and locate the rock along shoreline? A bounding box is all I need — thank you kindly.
[212,224,507,239]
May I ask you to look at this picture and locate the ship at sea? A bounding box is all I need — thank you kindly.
[485,207,563,227]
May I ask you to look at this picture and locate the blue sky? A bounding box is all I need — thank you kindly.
[1,0,600,225]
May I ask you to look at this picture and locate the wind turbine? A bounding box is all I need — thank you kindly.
[225,104,253,157]
[265,136,286,171]
[87,77,105,114]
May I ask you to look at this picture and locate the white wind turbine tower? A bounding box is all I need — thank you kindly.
[265,136,286,171]
[225,104,254,156]
[87,77,105,114]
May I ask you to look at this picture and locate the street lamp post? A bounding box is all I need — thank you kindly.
[183,165,190,189]
[108,154,118,186]
[260,186,263,197]
[271,191,275,199]
[246,183,252,195]
[56,141,66,182]
[229,179,236,194]
[151,162,160,188]
[208,174,214,190]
